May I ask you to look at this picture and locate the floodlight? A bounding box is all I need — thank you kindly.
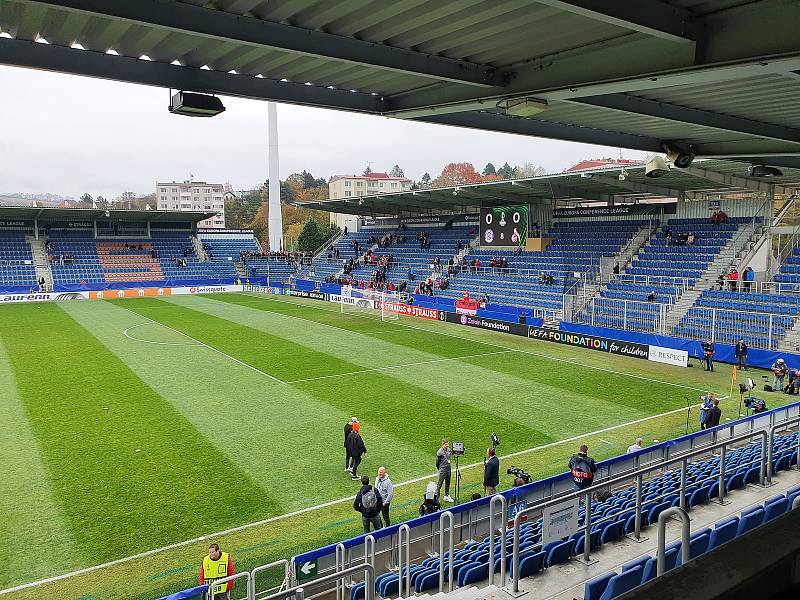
[663,144,695,168]
[168,91,225,117]
[645,156,669,178]
[748,165,783,177]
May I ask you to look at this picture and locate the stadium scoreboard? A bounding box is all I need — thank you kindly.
[480,205,529,247]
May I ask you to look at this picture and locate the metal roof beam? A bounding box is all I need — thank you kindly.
[0,39,382,112]
[681,166,789,196]
[571,94,800,145]
[28,0,505,88]
[417,110,663,153]
[591,175,703,200]
[533,0,699,43]
[510,180,615,203]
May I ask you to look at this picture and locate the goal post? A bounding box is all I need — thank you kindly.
[338,286,408,322]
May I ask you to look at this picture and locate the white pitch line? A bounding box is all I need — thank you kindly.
[243,293,717,396]
[285,350,514,384]
[123,307,288,385]
[123,323,204,347]
[0,402,696,596]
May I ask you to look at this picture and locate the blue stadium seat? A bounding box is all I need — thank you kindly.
[598,566,644,600]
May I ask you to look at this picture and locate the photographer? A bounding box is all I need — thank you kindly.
[568,445,597,492]
[435,439,454,503]
[483,447,499,496]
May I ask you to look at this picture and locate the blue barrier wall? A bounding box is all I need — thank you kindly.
[559,321,800,371]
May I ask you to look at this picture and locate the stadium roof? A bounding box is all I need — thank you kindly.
[298,159,800,217]
[2,1,800,167]
[0,206,216,223]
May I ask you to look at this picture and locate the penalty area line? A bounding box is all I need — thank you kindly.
[0,403,693,596]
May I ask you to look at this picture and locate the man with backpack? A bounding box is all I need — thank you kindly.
[353,475,383,533]
[568,445,597,493]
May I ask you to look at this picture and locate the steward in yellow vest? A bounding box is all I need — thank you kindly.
[201,544,234,598]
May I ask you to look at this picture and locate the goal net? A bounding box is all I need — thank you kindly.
[339,287,406,322]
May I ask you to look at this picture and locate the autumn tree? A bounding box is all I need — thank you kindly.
[431,162,483,187]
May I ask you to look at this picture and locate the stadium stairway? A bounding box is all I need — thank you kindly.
[26,235,53,290]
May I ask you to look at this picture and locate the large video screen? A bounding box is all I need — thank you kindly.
[479,205,529,247]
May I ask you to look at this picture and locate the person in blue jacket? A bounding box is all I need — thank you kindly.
[699,392,716,429]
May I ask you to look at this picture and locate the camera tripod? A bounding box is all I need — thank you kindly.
[453,453,462,504]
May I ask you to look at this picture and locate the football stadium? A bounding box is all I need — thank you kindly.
[2,2,800,600]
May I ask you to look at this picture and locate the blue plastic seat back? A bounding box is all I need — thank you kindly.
[456,561,487,587]
[764,497,788,522]
[350,582,365,600]
[708,521,737,551]
[598,566,644,600]
[518,550,546,579]
[584,571,616,600]
[415,570,439,593]
[641,548,678,583]
[600,520,625,545]
[546,540,573,567]
[621,555,650,573]
[676,533,709,566]
[737,508,765,536]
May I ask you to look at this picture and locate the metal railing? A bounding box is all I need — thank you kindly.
[602,273,692,292]
[509,428,769,594]
[656,508,690,576]
[576,295,796,350]
[260,565,375,600]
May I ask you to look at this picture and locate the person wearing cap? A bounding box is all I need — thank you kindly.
[772,359,789,391]
[344,417,358,472]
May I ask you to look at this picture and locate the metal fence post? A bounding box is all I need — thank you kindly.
[634,473,644,540]
[679,459,687,511]
[398,524,410,599]
[623,299,627,331]
[488,495,507,586]
[583,491,592,562]
[769,315,773,350]
[657,508,690,576]
[718,444,727,504]
[438,511,454,593]
[335,543,346,600]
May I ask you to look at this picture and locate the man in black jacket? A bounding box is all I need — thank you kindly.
[353,475,383,533]
[568,445,598,492]
[346,428,367,480]
[343,417,357,472]
[735,339,748,370]
[483,447,500,496]
[707,398,722,428]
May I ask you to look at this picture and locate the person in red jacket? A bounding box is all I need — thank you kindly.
[200,544,235,599]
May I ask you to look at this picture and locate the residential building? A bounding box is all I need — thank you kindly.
[328,172,412,229]
[156,180,225,228]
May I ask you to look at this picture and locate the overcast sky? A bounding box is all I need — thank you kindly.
[0,65,646,200]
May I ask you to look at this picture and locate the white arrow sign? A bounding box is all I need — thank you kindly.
[300,562,314,575]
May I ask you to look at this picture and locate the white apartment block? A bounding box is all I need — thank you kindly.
[156,180,226,228]
[328,172,412,229]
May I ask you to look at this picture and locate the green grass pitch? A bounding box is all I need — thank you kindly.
[0,292,783,599]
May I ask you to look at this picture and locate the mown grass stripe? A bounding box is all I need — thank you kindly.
[0,303,278,567]
[0,337,82,587]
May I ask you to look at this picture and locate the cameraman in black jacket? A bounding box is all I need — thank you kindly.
[483,447,499,495]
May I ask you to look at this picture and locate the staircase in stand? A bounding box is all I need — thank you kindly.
[192,235,208,261]
[777,319,800,353]
[26,236,53,291]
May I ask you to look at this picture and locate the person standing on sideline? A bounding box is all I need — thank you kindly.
[772,358,789,391]
[735,339,748,370]
[344,417,358,472]
[483,447,500,496]
[375,467,394,527]
[354,475,383,533]
[699,392,716,429]
[702,340,715,372]
[200,544,235,600]
[346,426,367,480]
[707,398,722,428]
[568,445,597,492]
[436,438,454,503]
[626,438,644,454]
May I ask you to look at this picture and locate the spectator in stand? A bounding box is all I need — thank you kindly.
[568,445,597,493]
[686,232,695,245]
[728,268,739,291]
[735,339,748,370]
[743,266,755,292]
[646,291,657,302]
[374,467,394,527]
[483,447,499,496]
[346,426,367,480]
[353,475,383,533]
[612,263,620,275]
[200,544,235,600]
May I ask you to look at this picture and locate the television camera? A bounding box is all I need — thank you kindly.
[507,466,531,484]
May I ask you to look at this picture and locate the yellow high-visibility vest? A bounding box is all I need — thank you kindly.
[202,552,230,595]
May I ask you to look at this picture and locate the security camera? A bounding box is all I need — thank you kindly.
[645,156,669,178]
[663,144,695,169]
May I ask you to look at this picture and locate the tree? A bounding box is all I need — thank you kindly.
[79,193,93,205]
[497,162,514,179]
[390,164,405,178]
[297,219,323,252]
[431,162,483,187]
[420,172,432,188]
[482,163,497,177]
[96,195,107,205]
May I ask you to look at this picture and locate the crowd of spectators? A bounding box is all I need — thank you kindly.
[664,229,697,246]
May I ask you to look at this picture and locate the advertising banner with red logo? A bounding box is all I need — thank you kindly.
[455,298,479,315]
[381,301,440,320]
